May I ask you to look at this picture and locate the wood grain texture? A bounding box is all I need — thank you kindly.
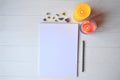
[0,0,120,80]
[79,0,120,80]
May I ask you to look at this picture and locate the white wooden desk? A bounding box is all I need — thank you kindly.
[0,0,120,80]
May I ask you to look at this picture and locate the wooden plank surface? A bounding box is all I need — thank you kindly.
[0,0,120,80]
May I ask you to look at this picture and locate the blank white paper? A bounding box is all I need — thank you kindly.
[40,24,78,77]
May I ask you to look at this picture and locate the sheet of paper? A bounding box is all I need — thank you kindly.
[40,24,79,77]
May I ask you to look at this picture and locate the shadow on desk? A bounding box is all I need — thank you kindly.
[90,8,109,28]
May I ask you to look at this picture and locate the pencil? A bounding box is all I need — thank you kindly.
[82,40,85,72]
